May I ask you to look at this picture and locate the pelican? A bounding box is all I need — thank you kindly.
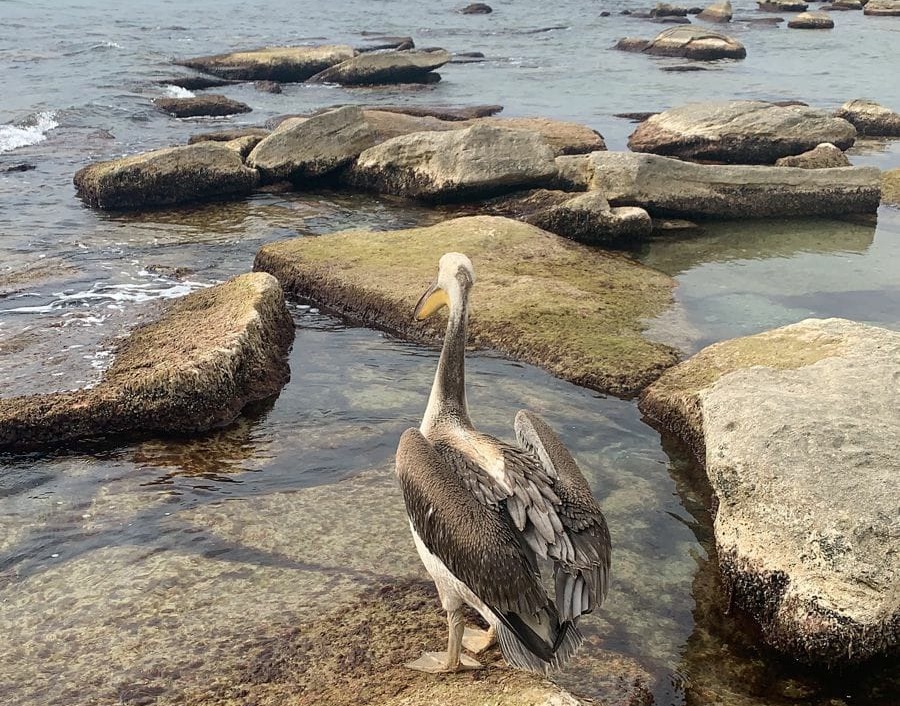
[395,252,611,674]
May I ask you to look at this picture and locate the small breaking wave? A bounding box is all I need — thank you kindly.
[161,85,195,98]
[0,111,59,154]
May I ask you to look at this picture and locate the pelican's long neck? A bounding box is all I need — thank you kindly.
[420,288,472,434]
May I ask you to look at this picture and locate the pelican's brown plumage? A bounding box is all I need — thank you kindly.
[395,252,611,674]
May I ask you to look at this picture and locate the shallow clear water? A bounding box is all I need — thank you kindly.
[1,1,898,704]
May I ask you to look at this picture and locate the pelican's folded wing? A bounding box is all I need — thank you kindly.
[514,410,612,620]
[395,428,547,617]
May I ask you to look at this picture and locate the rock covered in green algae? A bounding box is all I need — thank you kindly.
[638,318,900,665]
[74,142,259,210]
[0,273,294,450]
[254,215,678,396]
[176,44,355,82]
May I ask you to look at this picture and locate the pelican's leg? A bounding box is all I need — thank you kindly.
[404,608,483,673]
[462,625,497,654]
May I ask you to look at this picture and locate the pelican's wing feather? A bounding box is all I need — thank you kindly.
[514,410,612,620]
[395,428,547,616]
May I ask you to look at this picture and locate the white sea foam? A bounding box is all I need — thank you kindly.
[162,85,195,98]
[0,111,59,154]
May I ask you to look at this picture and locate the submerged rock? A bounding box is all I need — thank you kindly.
[0,273,294,450]
[461,2,493,12]
[638,318,900,665]
[697,0,733,21]
[788,10,835,26]
[74,142,259,210]
[863,0,900,13]
[176,45,355,82]
[157,75,236,90]
[254,80,282,93]
[835,99,900,136]
[153,94,252,118]
[247,105,377,182]
[627,100,857,163]
[309,49,451,85]
[555,151,880,217]
[254,215,678,395]
[615,26,746,60]
[344,124,558,201]
[774,142,850,168]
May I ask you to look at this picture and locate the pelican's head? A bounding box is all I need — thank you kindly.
[414,252,476,321]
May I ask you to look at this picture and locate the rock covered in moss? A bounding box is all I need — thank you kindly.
[309,49,451,85]
[835,99,900,136]
[615,26,746,60]
[153,94,251,118]
[555,151,880,217]
[254,215,677,396]
[247,105,378,182]
[176,45,355,81]
[74,142,259,210]
[638,318,900,666]
[0,273,294,450]
[774,142,850,168]
[345,124,558,202]
[627,100,856,163]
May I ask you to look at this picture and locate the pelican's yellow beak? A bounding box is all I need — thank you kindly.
[414,283,449,321]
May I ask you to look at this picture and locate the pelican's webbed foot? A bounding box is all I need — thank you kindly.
[462,626,497,654]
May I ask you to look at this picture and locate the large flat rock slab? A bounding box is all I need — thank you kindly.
[74,142,259,210]
[176,44,355,82]
[615,26,747,61]
[638,318,900,665]
[309,49,451,85]
[628,100,857,164]
[254,215,678,396]
[555,151,881,217]
[0,273,294,450]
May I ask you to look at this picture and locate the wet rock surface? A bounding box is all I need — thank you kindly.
[461,2,494,13]
[0,273,294,450]
[835,99,900,136]
[627,100,857,163]
[638,318,900,665]
[787,10,835,26]
[309,49,451,85]
[864,0,900,13]
[774,142,850,167]
[177,44,355,81]
[697,0,734,20]
[344,124,558,202]
[248,105,378,182]
[555,151,880,217]
[254,215,678,395]
[153,93,252,117]
[615,26,747,60]
[74,142,259,210]
[758,0,808,9]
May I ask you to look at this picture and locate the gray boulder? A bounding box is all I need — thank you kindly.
[758,0,808,9]
[176,45,355,82]
[74,142,259,210]
[651,2,690,15]
[0,273,294,450]
[153,94,251,118]
[864,0,900,13]
[787,10,835,26]
[835,99,900,136]
[615,26,746,60]
[627,100,857,163]
[697,0,734,20]
[554,151,880,217]
[247,106,378,182]
[774,142,851,168]
[638,318,900,665]
[309,49,451,85]
[461,2,493,12]
[345,124,557,201]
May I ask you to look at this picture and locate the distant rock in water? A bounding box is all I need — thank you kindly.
[254,80,282,93]
[863,0,900,13]
[651,2,690,15]
[775,142,851,168]
[308,49,451,85]
[74,142,259,210]
[757,0,808,9]
[0,273,294,450]
[2,163,36,173]
[157,75,236,90]
[835,98,900,136]
[639,318,900,666]
[176,45,355,82]
[787,10,834,26]
[461,2,493,13]
[615,26,747,60]
[153,94,252,118]
[697,0,733,21]
[627,100,857,163]
[356,35,415,52]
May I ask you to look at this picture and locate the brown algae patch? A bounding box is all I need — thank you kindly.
[254,215,678,396]
[883,168,900,206]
